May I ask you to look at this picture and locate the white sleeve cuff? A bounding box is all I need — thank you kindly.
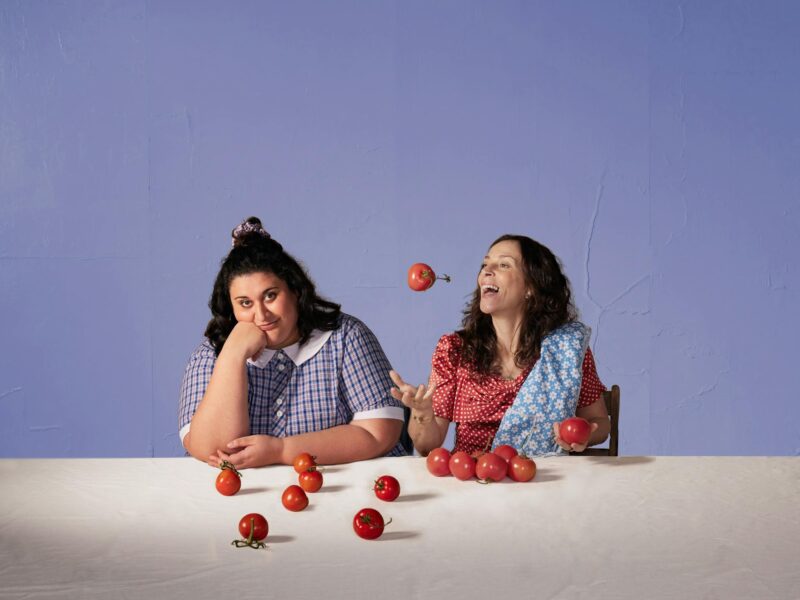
[179,423,191,444]
[351,406,405,422]
[180,407,405,443]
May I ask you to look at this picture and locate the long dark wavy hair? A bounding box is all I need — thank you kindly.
[459,234,577,375]
[204,217,341,354]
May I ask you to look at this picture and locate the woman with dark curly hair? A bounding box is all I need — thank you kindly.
[390,235,610,456]
[179,217,405,468]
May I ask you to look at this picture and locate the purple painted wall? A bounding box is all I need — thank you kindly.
[1,1,798,457]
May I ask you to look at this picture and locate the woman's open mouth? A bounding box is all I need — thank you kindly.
[481,284,499,297]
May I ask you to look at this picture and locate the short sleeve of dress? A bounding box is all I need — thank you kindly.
[178,341,217,441]
[577,347,605,408]
[430,334,463,421]
[339,317,402,415]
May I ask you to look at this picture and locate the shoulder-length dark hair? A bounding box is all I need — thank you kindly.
[459,234,577,375]
[204,217,341,355]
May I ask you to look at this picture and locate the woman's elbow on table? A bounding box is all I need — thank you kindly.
[353,418,404,456]
[182,431,220,463]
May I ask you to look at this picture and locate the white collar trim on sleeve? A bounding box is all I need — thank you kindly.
[247,328,333,369]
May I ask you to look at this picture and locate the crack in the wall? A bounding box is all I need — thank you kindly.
[677,367,732,409]
[0,387,22,400]
[665,75,689,248]
[673,3,685,40]
[607,274,650,308]
[183,107,195,173]
[57,31,69,63]
[584,169,606,312]
[583,175,650,357]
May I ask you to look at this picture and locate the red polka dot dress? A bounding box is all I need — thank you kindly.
[430,333,605,455]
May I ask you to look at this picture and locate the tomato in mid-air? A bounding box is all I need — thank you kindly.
[298,468,323,493]
[426,447,452,477]
[493,444,518,463]
[559,417,592,446]
[475,452,508,482]
[215,460,242,496]
[373,475,401,502]
[293,452,317,474]
[282,485,309,512]
[407,263,450,292]
[232,513,268,549]
[448,451,476,481]
[508,455,537,482]
[353,508,390,540]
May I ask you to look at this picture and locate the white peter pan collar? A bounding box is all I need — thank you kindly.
[246,328,333,369]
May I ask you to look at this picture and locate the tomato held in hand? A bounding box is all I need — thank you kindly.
[282,485,309,512]
[448,451,477,481]
[293,452,317,474]
[353,508,390,540]
[232,513,268,549]
[493,444,518,463]
[407,263,450,292]
[298,468,323,493]
[476,452,508,482]
[508,455,537,482]
[373,475,401,502]
[560,417,592,446]
[215,460,242,496]
[426,447,452,477]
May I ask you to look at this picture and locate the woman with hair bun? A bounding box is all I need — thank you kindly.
[390,235,610,457]
[179,217,405,468]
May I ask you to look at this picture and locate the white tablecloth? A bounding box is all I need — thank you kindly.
[0,456,798,599]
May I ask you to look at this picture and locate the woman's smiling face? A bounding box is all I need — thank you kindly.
[229,271,300,349]
[478,240,530,318]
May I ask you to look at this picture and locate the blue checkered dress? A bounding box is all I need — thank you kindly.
[179,313,406,456]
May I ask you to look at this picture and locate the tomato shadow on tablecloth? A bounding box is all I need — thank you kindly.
[318,484,348,493]
[320,466,344,473]
[237,487,270,495]
[267,535,296,544]
[532,469,563,483]
[583,456,656,467]
[395,492,437,502]
[379,531,420,541]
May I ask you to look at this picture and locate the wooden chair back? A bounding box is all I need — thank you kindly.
[572,384,620,457]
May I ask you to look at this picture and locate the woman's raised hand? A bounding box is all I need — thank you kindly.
[389,370,436,412]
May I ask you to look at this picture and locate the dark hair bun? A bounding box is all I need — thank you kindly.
[231,216,281,250]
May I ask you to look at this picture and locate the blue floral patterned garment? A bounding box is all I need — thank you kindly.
[492,321,591,456]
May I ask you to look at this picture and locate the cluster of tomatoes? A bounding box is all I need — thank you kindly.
[215,453,401,548]
[425,444,537,482]
[424,417,593,482]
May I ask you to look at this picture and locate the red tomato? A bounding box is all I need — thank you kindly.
[298,468,323,493]
[560,417,592,446]
[232,513,268,549]
[353,508,389,540]
[508,455,537,482]
[493,444,518,463]
[282,485,309,512]
[426,447,452,477]
[407,263,450,292]
[448,451,477,481]
[293,452,317,474]
[238,513,269,541]
[215,461,241,496]
[373,475,401,502]
[475,452,508,482]
[408,263,437,291]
